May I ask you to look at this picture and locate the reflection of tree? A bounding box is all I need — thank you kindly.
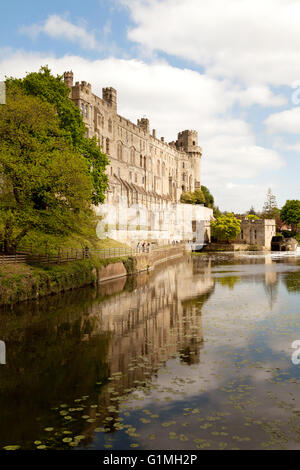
[217,276,241,290]
[283,271,300,294]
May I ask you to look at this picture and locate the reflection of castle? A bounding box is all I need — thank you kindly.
[93,258,214,373]
[0,257,214,447]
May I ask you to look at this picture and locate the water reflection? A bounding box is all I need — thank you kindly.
[1,253,300,450]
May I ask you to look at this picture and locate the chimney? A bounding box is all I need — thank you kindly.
[152,129,156,138]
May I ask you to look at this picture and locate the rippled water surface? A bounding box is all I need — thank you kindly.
[1,252,300,450]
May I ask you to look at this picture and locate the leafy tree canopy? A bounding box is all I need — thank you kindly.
[201,185,214,208]
[7,66,109,204]
[211,213,241,242]
[280,200,300,231]
[246,214,260,220]
[0,87,95,252]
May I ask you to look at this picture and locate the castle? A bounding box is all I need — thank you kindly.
[63,71,212,245]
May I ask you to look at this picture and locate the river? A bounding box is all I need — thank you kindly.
[1,252,300,450]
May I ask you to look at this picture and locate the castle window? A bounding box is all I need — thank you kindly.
[85,105,88,118]
[106,138,110,154]
[144,157,146,169]
[108,119,112,133]
[117,143,123,161]
[135,174,137,183]
[130,148,135,165]
[157,161,160,176]
[80,103,84,116]
[140,155,143,167]
[142,177,145,184]
[182,162,185,168]
[193,141,195,146]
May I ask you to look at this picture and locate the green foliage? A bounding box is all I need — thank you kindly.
[261,188,280,220]
[180,187,210,206]
[180,191,197,204]
[246,214,260,220]
[7,66,109,205]
[0,87,95,252]
[213,206,222,218]
[194,189,205,204]
[248,205,257,215]
[280,200,300,231]
[201,185,214,208]
[211,213,241,242]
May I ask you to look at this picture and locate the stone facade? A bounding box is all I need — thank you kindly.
[235,219,276,250]
[64,71,213,245]
[64,71,202,205]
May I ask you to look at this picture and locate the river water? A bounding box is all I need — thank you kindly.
[1,252,300,450]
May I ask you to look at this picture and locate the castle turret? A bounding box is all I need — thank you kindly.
[176,130,202,189]
[102,87,117,111]
[64,71,74,88]
[137,117,150,133]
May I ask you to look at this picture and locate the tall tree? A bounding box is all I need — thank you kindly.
[201,185,214,208]
[0,87,94,252]
[261,188,279,219]
[7,66,109,204]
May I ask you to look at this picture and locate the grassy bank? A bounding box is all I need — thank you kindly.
[0,255,137,306]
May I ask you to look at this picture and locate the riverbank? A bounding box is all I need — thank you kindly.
[0,245,185,306]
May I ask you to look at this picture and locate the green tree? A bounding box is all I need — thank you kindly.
[211,213,241,242]
[261,188,280,220]
[248,205,257,216]
[8,66,109,204]
[280,200,300,231]
[180,191,196,204]
[201,185,214,208]
[180,188,205,205]
[0,87,94,252]
[246,214,260,220]
[194,189,205,204]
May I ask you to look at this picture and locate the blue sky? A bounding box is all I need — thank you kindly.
[1,0,300,212]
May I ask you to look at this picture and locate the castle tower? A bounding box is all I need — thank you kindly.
[176,130,202,189]
[137,117,150,133]
[63,71,74,88]
[102,87,117,111]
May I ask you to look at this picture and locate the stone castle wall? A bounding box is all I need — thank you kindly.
[235,219,276,249]
[64,71,212,244]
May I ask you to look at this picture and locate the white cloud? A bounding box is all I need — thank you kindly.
[120,0,300,87]
[264,107,300,134]
[0,49,285,211]
[20,14,100,51]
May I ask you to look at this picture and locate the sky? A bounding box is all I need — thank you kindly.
[0,0,300,212]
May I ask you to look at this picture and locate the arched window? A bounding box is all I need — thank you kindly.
[117,143,123,161]
[130,148,135,165]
